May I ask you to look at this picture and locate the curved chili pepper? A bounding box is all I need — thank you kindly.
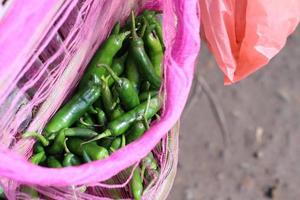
[82,149,92,163]
[129,12,161,89]
[23,131,49,147]
[125,55,140,91]
[95,107,107,126]
[31,151,46,165]
[101,76,117,114]
[76,113,96,130]
[79,31,130,88]
[103,64,140,111]
[33,142,45,153]
[125,121,146,144]
[130,167,143,200]
[110,105,124,121]
[47,130,65,155]
[82,96,161,143]
[143,24,163,78]
[142,10,163,48]
[108,53,128,85]
[67,138,109,161]
[63,127,98,138]
[47,156,62,168]
[62,153,81,167]
[45,75,101,134]
[111,21,121,35]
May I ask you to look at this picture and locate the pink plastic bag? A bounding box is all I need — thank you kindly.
[200,0,300,84]
[0,0,200,196]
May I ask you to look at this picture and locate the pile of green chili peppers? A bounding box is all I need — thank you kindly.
[21,10,163,200]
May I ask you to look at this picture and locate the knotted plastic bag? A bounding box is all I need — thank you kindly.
[200,0,300,84]
[0,0,200,199]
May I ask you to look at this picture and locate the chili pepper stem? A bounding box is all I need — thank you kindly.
[64,138,70,153]
[98,64,121,84]
[81,129,112,145]
[142,93,152,130]
[23,131,49,146]
[121,134,126,148]
[131,11,138,39]
[139,17,148,38]
[79,118,102,127]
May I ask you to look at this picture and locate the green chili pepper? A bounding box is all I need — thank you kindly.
[142,10,163,48]
[0,186,5,199]
[140,81,151,92]
[131,167,143,200]
[101,76,117,114]
[83,96,161,143]
[143,24,163,78]
[125,55,140,91]
[142,152,157,171]
[63,153,81,167]
[47,156,62,168]
[67,138,109,161]
[139,91,158,102]
[20,186,39,199]
[112,21,121,35]
[23,131,49,147]
[63,127,98,138]
[79,31,130,88]
[45,75,101,134]
[77,113,96,130]
[47,130,65,155]
[95,107,107,126]
[88,106,98,114]
[82,149,92,163]
[33,142,44,153]
[108,53,128,85]
[125,121,146,144]
[103,65,140,111]
[110,105,124,120]
[98,137,114,149]
[109,135,125,152]
[129,12,161,89]
[47,127,98,155]
[31,151,46,165]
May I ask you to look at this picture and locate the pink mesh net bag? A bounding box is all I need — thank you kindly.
[0,0,200,199]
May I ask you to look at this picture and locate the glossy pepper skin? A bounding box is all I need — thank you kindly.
[131,167,143,200]
[107,96,161,137]
[85,96,162,143]
[104,65,140,111]
[45,75,101,134]
[125,55,140,91]
[126,121,146,144]
[47,156,62,168]
[143,25,163,78]
[101,76,117,114]
[108,53,128,85]
[31,151,46,165]
[110,105,124,121]
[63,153,81,167]
[142,10,163,48]
[67,138,109,161]
[79,31,130,88]
[47,127,99,155]
[129,12,161,89]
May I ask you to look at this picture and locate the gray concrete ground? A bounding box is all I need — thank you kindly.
[168,27,300,200]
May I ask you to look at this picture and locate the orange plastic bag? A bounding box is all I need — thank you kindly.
[200,0,300,84]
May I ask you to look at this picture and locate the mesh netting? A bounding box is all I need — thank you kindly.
[0,0,199,199]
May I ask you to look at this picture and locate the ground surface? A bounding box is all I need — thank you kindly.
[168,27,300,200]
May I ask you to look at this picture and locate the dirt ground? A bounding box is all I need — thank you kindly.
[168,27,300,200]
